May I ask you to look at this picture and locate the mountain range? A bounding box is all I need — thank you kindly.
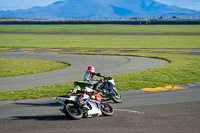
[0,0,199,20]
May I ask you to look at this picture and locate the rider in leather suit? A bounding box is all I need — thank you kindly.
[83,66,102,102]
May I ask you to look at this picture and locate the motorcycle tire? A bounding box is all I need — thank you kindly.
[112,88,123,103]
[64,103,83,120]
[101,103,114,116]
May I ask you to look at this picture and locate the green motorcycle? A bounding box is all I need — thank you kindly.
[72,74,122,103]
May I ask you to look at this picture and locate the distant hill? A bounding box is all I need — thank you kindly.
[0,0,198,19]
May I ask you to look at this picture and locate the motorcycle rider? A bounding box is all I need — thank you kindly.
[84,65,105,89]
[68,85,102,103]
[83,65,103,102]
[84,66,113,94]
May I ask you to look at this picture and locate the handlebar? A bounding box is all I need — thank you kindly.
[95,73,112,80]
[103,76,112,80]
[95,73,105,77]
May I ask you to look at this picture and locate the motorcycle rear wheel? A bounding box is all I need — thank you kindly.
[64,103,83,120]
[112,88,123,103]
[101,103,114,116]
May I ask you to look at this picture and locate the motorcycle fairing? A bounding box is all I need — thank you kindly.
[54,95,77,105]
[87,100,102,117]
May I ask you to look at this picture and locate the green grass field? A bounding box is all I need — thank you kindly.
[0,24,200,101]
[0,58,68,77]
[1,53,200,101]
[0,24,200,33]
[0,34,199,49]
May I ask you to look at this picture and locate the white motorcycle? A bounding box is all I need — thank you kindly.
[53,84,114,120]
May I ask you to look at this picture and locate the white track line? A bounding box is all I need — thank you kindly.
[114,109,144,114]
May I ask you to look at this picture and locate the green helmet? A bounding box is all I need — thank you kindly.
[73,85,81,90]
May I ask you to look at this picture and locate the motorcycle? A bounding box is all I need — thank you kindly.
[53,86,114,120]
[71,73,122,103]
[96,73,123,103]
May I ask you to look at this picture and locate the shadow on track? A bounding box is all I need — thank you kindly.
[12,115,69,121]
[12,114,110,121]
[14,102,60,107]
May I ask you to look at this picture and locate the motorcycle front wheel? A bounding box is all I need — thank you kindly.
[112,88,123,103]
[101,103,114,116]
[64,103,83,120]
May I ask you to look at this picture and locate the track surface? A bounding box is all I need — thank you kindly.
[0,87,200,133]
[0,52,168,91]
[0,52,200,133]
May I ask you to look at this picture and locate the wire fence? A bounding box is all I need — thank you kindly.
[0,18,200,25]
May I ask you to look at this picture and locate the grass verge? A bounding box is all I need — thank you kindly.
[0,58,68,77]
[0,34,200,49]
[0,53,200,101]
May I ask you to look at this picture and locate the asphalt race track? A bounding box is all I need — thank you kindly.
[0,52,168,91]
[0,52,200,133]
[0,88,199,133]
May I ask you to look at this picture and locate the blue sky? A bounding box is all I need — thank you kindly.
[0,0,61,11]
[0,0,199,11]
